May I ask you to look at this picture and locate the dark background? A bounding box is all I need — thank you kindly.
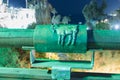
[9,0,120,24]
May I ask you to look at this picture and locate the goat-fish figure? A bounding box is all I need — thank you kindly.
[52,25,78,46]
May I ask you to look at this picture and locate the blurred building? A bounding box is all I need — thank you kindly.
[0,0,36,29]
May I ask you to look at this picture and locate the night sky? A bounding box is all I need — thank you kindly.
[9,0,120,24]
[9,0,26,8]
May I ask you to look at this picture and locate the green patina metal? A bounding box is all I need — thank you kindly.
[0,24,87,79]
[88,30,120,50]
[30,50,94,79]
[0,24,87,53]
[1,24,120,52]
[0,68,120,80]
[0,28,33,47]
[0,24,120,79]
[34,24,87,53]
[30,50,94,69]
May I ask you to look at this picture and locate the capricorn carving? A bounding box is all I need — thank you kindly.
[52,25,78,46]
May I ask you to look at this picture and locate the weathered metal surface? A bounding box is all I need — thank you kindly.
[52,66,71,80]
[0,24,87,53]
[34,24,87,53]
[88,30,120,50]
[30,50,94,80]
[30,50,94,69]
[0,29,34,47]
[0,25,120,79]
[0,68,51,80]
[0,68,120,80]
[1,25,120,53]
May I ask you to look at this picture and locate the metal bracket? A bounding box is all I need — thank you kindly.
[30,50,95,79]
[52,66,71,80]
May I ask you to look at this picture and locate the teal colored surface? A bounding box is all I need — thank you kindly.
[0,68,119,80]
[0,25,120,79]
[30,51,94,69]
[34,24,87,53]
[88,30,120,50]
[0,24,87,53]
[0,28,33,47]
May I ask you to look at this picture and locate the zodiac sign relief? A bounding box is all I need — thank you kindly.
[52,25,78,46]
